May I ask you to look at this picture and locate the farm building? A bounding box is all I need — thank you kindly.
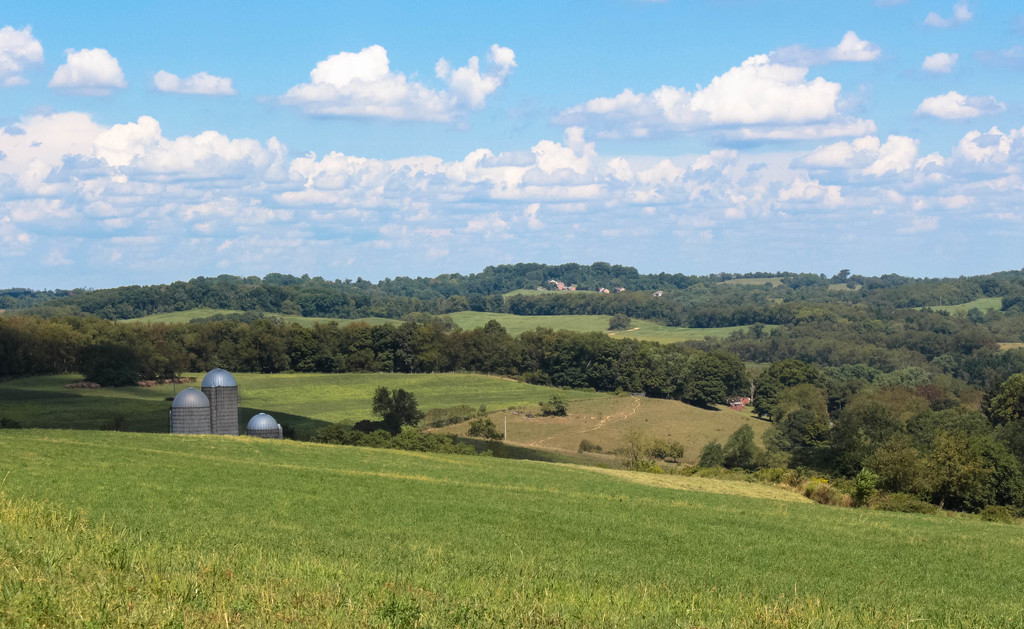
[247,412,283,439]
[202,368,239,435]
[168,368,240,435]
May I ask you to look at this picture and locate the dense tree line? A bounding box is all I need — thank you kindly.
[0,314,748,406]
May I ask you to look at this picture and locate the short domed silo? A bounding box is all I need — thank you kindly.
[202,368,239,436]
[246,412,283,439]
[169,387,212,434]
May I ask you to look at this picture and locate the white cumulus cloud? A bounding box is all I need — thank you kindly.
[282,44,514,121]
[925,2,972,28]
[49,48,126,95]
[921,53,958,73]
[557,54,874,141]
[916,91,1004,119]
[154,70,236,95]
[0,25,43,86]
[773,31,882,66]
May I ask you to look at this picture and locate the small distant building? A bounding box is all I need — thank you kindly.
[247,412,283,439]
[568,285,577,291]
[653,290,664,297]
[614,287,626,292]
[728,396,751,410]
[598,287,610,293]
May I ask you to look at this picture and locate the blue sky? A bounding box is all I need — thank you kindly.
[1,0,1023,288]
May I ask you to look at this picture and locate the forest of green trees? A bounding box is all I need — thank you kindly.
[4,262,1024,514]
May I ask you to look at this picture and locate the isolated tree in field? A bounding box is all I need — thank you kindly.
[698,441,725,467]
[372,386,425,434]
[618,427,656,471]
[540,394,568,416]
[723,424,760,470]
[608,313,631,331]
[467,417,502,440]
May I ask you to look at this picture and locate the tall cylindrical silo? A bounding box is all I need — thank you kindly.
[202,368,239,436]
[246,412,283,439]
[170,387,212,434]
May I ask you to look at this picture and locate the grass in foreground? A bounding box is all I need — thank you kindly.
[2,430,1022,628]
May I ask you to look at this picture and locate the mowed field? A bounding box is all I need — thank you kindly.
[122,307,767,343]
[3,430,1023,627]
[916,297,1004,314]
[0,373,606,441]
[442,395,768,466]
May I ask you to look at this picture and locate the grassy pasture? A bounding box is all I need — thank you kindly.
[916,297,1003,315]
[442,395,768,465]
[123,307,768,343]
[0,373,605,441]
[2,429,1023,627]
[123,308,400,327]
[722,277,785,287]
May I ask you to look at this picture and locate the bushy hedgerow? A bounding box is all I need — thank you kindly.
[313,425,476,455]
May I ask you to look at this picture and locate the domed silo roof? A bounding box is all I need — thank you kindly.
[202,368,237,388]
[247,413,278,431]
[171,387,209,408]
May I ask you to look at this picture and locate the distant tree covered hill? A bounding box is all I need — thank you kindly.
[3,263,1024,328]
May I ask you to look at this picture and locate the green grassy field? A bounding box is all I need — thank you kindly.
[917,297,1003,314]
[122,308,400,327]
[2,429,1022,627]
[0,373,606,441]
[722,277,785,287]
[123,307,768,343]
[442,396,768,466]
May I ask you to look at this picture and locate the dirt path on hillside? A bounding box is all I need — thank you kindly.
[607,327,640,336]
[526,396,642,447]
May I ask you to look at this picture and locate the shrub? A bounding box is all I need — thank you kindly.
[609,313,631,331]
[618,427,655,471]
[723,425,760,470]
[870,492,940,514]
[979,505,1015,524]
[852,468,880,506]
[540,394,568,417]
[650,439,685,462]
[0,417,23,429]
[578,439,603,453]
[467,417,502,440]
[803,479,852,506]
[424,405,477,428]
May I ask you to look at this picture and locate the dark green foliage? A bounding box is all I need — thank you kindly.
[852,468,879,506]
[752,360,824,419]
[372,386,425,434]
[698,441,725,467]
[676,351,750,407]
[423,405,478,428]
[608,313,631,331]
[312,425,476,455]
[540,394,568,416]
[870,492,940,514]
[978,505,1014,524]
[723,425,760,470]
[78,343,140,387]
[467,417,502,440]
[578,438,602,453]
[0,417,22,429]
[986,373,1024,426]
[650,439,685,462]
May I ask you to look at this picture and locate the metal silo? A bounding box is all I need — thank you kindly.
[169,387,212,434]
[201,368,239,436]
[246,412,283,439]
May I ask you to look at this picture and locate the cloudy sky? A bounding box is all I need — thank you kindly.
[2,1,1023,288]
